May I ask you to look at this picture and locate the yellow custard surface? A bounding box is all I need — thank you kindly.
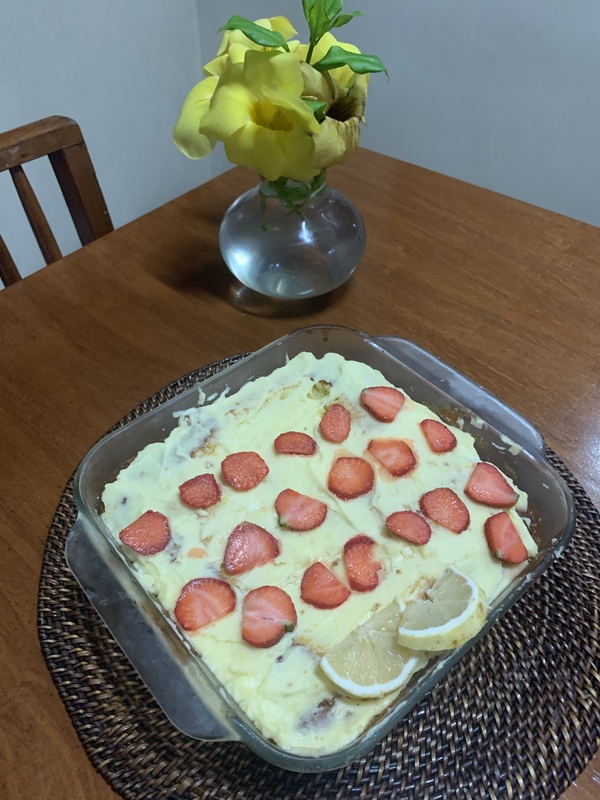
[101,352,537,756]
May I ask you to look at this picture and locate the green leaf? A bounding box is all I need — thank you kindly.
[302,98,328,122]
[324,0,344,19]
[303,2,365,65]
[303,0,340,43]
[302,0,318,23]
[217,15,290,51]
[331,11,364,29]
[312,45,389,77]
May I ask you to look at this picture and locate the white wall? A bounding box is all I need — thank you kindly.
[0,0,211,278]
[3,0,600,283]
[349,0,600,227]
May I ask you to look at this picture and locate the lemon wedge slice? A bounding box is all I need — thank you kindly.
[397,566,487,652]
[320,603,428,698]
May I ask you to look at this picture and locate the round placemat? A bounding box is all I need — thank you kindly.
[38,356,600,800]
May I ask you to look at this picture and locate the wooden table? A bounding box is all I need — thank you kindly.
[1,149,598,799]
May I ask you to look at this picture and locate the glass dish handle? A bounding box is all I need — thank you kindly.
[65,516,234,741]
[374,336,545,458]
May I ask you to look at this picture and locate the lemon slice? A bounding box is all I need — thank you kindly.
[320,603,427,698]
[397,566,487,651]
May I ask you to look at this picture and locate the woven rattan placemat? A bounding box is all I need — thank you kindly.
[38,356,600,800]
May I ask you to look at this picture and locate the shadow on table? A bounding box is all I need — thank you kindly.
[156,239,350,319]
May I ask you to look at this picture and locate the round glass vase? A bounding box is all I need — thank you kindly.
[219,171,366,300]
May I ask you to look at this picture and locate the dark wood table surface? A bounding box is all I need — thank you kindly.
[1,149,598,798]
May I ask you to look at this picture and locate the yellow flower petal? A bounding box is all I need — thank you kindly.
[296,43,309,62]
[216,28,252,57]
[276,128,320,181]
[312,116,361,170]
[203,53,228,77]
[224,123,287,180]
[172,76,218,159]
[243,49,303,97]
[228,41,254,65]
[265,16,297,41]
[200,78,256,139]
[204,42,249,75]
[224,120,318,182]
[261,84,321,134]
[347,74,368,122]
[300,62,334,105]
[202,51,319,168]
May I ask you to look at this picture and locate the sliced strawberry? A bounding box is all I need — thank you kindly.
[221,451,269,491]
[361,386,405,422]
[174,577,236,632]
[420,419,457,453]
[419,488,470,533]
[328,456,375,500]
[343,535,381,592]
[385,510,432,544]
[464,462,519,508]
[300,562,351,608]
[242,585,297,648]
[367,438,416,477]
[319,403,351,442]
[178,473,221,508]
[484,511,528,564]
[119,510,171,555]
[223,521,280,575]
[275,489,328,531]
[274,431,317,456]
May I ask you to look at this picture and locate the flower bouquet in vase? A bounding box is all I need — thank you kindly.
[173,0,387,300]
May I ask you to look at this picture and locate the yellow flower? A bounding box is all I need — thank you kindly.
[173,17,377,179]
[200,49,321,181]
[204,17,298,77]
[299,61,368,170]
[172,75,218,159]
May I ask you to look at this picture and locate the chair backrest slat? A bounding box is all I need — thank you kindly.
[0,115,113,287]
[10,164,63,265]
[0,235,21,286]
[49,144,113,245]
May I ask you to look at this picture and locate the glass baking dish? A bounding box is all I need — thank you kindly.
[66,325,576,772]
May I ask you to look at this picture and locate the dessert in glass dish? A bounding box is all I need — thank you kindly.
[101,351,538,756]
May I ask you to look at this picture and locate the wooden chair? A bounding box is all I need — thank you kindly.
[0,115,113,287]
